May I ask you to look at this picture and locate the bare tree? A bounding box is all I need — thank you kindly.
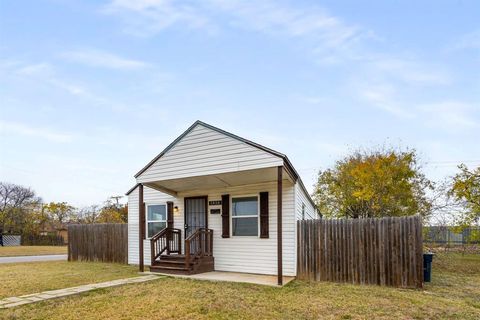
[76,205,101,224]
[0,182,41,233]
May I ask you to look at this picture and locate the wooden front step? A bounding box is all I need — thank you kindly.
[149,255,214,275]
[150,265,191,274]
[155,259,195,267]
[156,254,190,261]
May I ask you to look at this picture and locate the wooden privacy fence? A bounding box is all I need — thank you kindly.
[68,224,128,264]
[297,216,424,288]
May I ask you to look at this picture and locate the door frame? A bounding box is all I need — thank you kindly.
[183,195,208,241]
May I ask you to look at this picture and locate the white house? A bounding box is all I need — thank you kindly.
[126,121,319,285]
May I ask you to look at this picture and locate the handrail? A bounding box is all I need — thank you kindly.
[185,228,213,269]
[150,227,181,264]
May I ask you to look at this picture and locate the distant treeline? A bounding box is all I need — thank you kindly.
[0,181,127,235]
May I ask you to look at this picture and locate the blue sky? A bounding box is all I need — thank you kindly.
[1,0,479,207]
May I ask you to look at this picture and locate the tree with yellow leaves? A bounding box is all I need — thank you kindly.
[313,148,433,218]
[449,164,480,225]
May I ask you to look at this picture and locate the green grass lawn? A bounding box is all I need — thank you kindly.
[2,253,479,319]
[0,261,138,299]
[0,245,67,257]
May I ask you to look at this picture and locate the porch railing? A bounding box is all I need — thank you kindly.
[150,227,181,264]
[185,228,213,269]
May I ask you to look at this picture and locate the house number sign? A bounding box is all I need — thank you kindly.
[209,200,222,206]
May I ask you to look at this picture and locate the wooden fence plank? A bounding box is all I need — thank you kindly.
[68,224,128,264]
[297,216,423,288]
[415,216,424,288]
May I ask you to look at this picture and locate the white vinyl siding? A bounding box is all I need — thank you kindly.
[295,182,317,221]
[127,186,176,266]
[128,181,296,276]
[127,122,313,276]
[292,182,317,275]
[180,181,296,276]
[136,124,283,183]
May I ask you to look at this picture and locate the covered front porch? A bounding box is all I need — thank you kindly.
[136,165,295,285]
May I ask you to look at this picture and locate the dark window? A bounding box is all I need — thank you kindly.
[232,196,258,236]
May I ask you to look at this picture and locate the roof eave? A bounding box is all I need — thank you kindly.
[125,183,141,196]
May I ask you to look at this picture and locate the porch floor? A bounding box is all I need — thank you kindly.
[141,270,295,287]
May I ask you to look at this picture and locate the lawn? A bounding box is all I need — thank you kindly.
[0,261,138,299]
[2,253,479,319]
[0,245,67,257]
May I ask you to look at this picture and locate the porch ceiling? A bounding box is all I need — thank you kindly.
[144,167,293,195]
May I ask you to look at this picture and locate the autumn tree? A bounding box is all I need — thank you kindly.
[98,197,127,223]
[313,148,433,218]
[75,197,127,224]
[43,202,75,228]
[449,164,480,225]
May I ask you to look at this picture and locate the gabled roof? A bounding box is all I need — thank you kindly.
[134,120,297,179]
[126,120,316,209]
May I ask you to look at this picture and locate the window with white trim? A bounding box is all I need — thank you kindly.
[232,196,258,236]
[146,204,167,238]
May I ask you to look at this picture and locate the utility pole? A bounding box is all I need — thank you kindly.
[110,196,123,207]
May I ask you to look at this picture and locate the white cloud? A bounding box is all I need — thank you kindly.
[216,0,373,64]
[210,0,362,43]
[104,0,213,36]
[53,82,88,96]
[105,1,458,124]
[16,63,54,76]
[61,49,148,70]
[103,0,368,62]
[0,121,73,143]
[11,62,91,97]
[355,76,479,129]
[295,95,331,105]
[371,57,451,86]
[3,61,129,112]
[358,83,415,118]
[420,101,478,131]
[350,54,452,119]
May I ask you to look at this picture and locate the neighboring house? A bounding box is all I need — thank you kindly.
[39,222,69,244]
[126,121,319,285]
[56,228,68,243]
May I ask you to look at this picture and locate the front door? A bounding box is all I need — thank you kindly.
[184,196,208,239]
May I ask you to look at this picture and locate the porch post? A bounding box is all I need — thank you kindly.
[139,184,145,272]
[277,166,283,285]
